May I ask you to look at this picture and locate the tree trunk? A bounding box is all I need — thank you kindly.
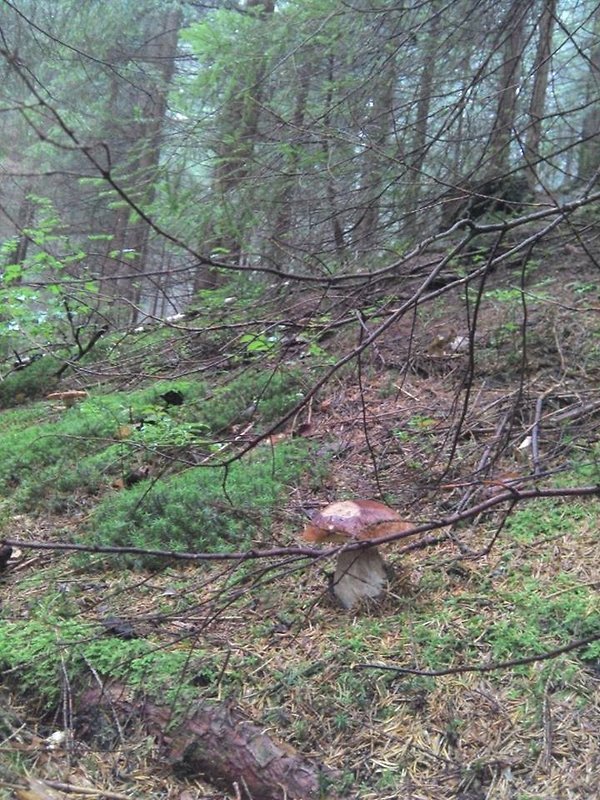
[10,185,35,268]
[577,3,600,184]
[271,62,311,249]
[404,4,441,238]
[211,0,275,265]
[524,0,557,189]
[321,54,345,260]
[352,58,396,250]
[128,7,182,322]
[79,683,347,800]
[96,6,182,324]
[486,0,531,178]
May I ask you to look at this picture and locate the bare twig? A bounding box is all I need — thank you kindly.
[354,631,600,677]
[3,484,599,562]
[33,779,134,799]
[355,309,386,367]
[531,394,544,476]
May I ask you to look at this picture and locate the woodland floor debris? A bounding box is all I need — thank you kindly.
[1,253,599,799]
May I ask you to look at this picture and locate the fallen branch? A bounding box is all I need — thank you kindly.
[3,483,599,563]
[79,684,346,800]
[37,778,131,799]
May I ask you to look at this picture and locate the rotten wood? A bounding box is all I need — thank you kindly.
[79,684,348,800]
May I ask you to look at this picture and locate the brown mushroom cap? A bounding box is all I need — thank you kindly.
[47,390,88,405]
[302,499,412,543]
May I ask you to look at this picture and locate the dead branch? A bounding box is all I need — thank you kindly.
[3,483,599,564]
[79,684,347,800]
[354,631,600,677]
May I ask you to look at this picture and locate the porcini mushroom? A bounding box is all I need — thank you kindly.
[46,390,88,408]
[301,499,414,608]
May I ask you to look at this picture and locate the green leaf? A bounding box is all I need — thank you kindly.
[3,263,23,284]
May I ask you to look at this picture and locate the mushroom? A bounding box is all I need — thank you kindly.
[46,390,88,408]
[301,499,414,608]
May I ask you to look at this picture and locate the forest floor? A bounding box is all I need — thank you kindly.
[0,238,599,799]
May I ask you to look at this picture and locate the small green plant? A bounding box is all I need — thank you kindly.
[571,281,596,295]
[239,331,279,355]
[407,414,436,430]
[305,340,335,362]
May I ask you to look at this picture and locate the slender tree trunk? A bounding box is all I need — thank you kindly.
[321,54,345,259]
[271,63,311,249]
[405,4,441,238]
[94,7,182,324]
[524,0,556,189]
[9,185,35,268]
[211,0,275,265]
[352,58,396,249]
[577,3,600,183]
[129,7,183,321]
[487,0,531,178]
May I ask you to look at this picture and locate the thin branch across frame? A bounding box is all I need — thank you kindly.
[354,631,600,678]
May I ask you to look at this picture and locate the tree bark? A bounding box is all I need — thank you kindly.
[351,45,397,249]
[486,0,531,178]
[79,684,347,800]
[321,54,346,260]
[404,4,441,238]
[211,0,275,265]
[524,0,557,189]
[577,3,600,183]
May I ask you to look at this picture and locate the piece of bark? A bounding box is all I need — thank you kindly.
[79,685,347,800]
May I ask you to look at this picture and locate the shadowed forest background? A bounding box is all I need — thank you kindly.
[0,1,599,799]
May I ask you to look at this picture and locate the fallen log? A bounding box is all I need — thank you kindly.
[79,684,347,800]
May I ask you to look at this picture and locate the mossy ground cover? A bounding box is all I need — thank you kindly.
[0,365,307,514]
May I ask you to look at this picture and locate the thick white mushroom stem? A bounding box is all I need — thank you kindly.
[301,499,415,609]
[333,547,388,609]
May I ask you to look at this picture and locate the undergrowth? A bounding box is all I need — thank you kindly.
[0,366,308,514]
[84,440,316,564]
[1,315,599,799]
[0,355,62,407]
[0,614,218,712]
